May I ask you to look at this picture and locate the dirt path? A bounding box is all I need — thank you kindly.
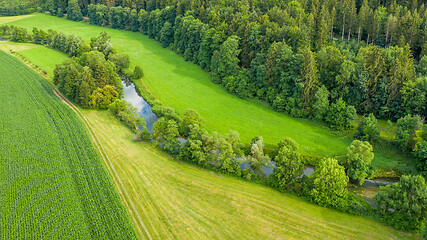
[4,50,152,240]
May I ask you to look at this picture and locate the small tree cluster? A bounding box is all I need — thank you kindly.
[374,175,427,232]
[341,140,375,185]
[54,51,122,108]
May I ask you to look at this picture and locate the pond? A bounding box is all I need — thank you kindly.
[121,75,158,133]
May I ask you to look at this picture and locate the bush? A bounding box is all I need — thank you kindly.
[57,8,64,17]
[347,193,372,216]
[133,65,144,79]
[355,113,380,143]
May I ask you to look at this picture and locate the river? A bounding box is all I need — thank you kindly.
[120,74,397,204]
[121,75,158,133]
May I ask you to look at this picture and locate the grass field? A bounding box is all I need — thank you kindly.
[0,41,67,76]
[0,50,137,239]
[80,109,420,239]
[0,14,352,157]
[0,17,421,239]
[0,14,417,173]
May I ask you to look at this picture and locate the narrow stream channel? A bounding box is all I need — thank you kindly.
[119,74,398,205]
[121,75,158,133]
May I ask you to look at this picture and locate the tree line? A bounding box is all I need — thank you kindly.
[5,0,427,234]
[144,102,427,233]
[34,0,427,128]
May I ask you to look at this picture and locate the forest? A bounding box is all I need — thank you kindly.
[6,0,423,177]
[1,0,427,237]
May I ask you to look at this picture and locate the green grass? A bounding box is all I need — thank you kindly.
[0,50,137,239]
[80,108,420,239]
[0,14,31,24]
[0,41,67,76]
[0,14,416,172]
[1,14,351,157]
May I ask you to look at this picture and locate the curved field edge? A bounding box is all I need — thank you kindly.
[0,46,151,240]
[81,109,420,239]
[0,13,350,157]
[0,50,137,239]
[1,35,420,240]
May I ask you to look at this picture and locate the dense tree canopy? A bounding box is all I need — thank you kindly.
[374,175,427,232]
[36,0,427,130]
[309,158,349,210]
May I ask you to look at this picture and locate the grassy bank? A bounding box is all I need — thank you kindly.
[80,109,420,239]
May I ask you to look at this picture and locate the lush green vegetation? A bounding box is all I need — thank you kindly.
[1,14,419,173]
[375,175,427,232]
[68,0,427,124]
[0,0,41,16]
[0,14,361,155]
[0,50,137,239]
[1,13,424,234]
[81,108,420,239]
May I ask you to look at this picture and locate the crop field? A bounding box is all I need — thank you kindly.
[0,50,137,239]
[80,109,419,240]
[0,13,351,157]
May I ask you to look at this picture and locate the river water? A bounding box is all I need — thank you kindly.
[119,74,398,203]
[121,75,158,133]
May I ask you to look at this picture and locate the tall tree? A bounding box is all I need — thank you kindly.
[309,158,349,210]
[299,48,319,108]
[210,35,241,84]
[67,0,83,22]
[357,0,370,43]
[272,137,304,191]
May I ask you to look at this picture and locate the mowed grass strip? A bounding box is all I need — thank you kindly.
[2,13,351,157]
[0,41,68,76]
[0,50,137,239]
[81,109,420,240]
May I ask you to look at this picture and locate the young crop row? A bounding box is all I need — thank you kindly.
[0,50,137,239]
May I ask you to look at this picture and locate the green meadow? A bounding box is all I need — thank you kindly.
[81,108,419,239]
[0,14,351,157]
[0,14,416,172]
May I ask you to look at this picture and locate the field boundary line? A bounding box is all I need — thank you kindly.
[2,49,152,240]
